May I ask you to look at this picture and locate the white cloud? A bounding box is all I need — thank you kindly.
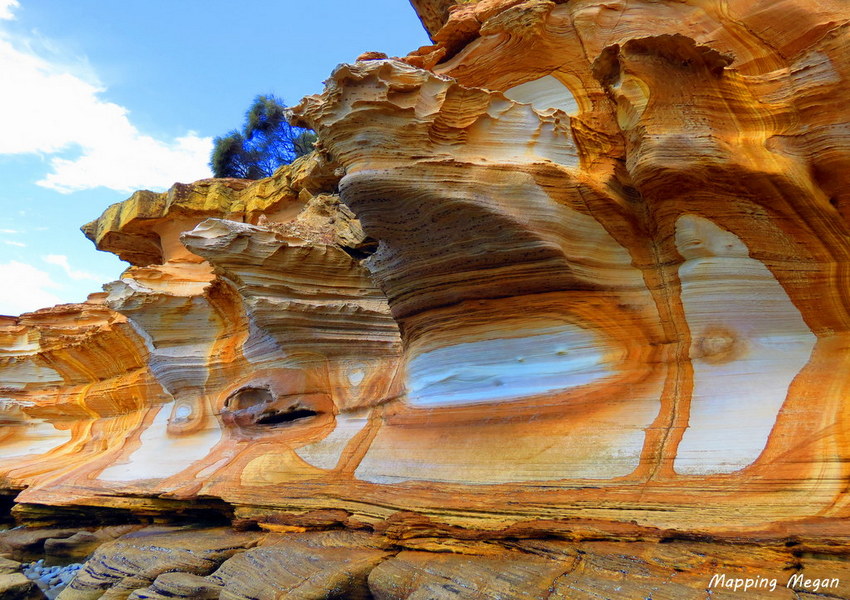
[39,132,213,193]
[0,0,18,20]
[4,240,25,247]
[0,228,19,233]
[0,261,63,315]
[0,35,212,193]
[43,254,102,281]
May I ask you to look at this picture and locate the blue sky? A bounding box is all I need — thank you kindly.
[0,0,430,315]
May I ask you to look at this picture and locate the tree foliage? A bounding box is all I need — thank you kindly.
[210,94,316,179]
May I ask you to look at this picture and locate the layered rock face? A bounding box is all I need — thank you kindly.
[2,0,850,591]
[290,0,850,533]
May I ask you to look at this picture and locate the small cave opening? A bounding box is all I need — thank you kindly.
[223,384,325,429]
[225,386,273,411]
[255,408,319,425]
[0,489,19,527]
[341,237,379,260]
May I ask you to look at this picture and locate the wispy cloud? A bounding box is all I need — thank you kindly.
[0,26,212,193]
[4,240,25,247]
[0,0,18,20]
[0,260,62,315]
[0,228,19,234]
[43,254,103,282]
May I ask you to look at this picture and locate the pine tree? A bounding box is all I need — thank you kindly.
[210,95,316,179]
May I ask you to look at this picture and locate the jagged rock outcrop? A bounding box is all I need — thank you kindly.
[55,527,261,600]
[0,572,46,600]
[3,524,846,600]
[2,0,850,597]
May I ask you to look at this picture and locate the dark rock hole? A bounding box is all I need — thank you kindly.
[341,237,379,260]
[255,408,319,425]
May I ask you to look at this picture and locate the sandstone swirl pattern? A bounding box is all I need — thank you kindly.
[1,0,849,546]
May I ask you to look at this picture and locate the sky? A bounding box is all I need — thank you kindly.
[0,0,431,316]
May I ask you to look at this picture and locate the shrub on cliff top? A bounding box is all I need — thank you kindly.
[210,94,316,179]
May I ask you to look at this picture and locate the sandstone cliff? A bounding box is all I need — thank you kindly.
[2,0,850,597]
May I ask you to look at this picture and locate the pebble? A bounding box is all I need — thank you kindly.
[19,557,84,597]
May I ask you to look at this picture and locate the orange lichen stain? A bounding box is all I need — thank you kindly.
[258,524,308,533]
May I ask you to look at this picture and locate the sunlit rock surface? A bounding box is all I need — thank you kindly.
[3,1,850,595]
